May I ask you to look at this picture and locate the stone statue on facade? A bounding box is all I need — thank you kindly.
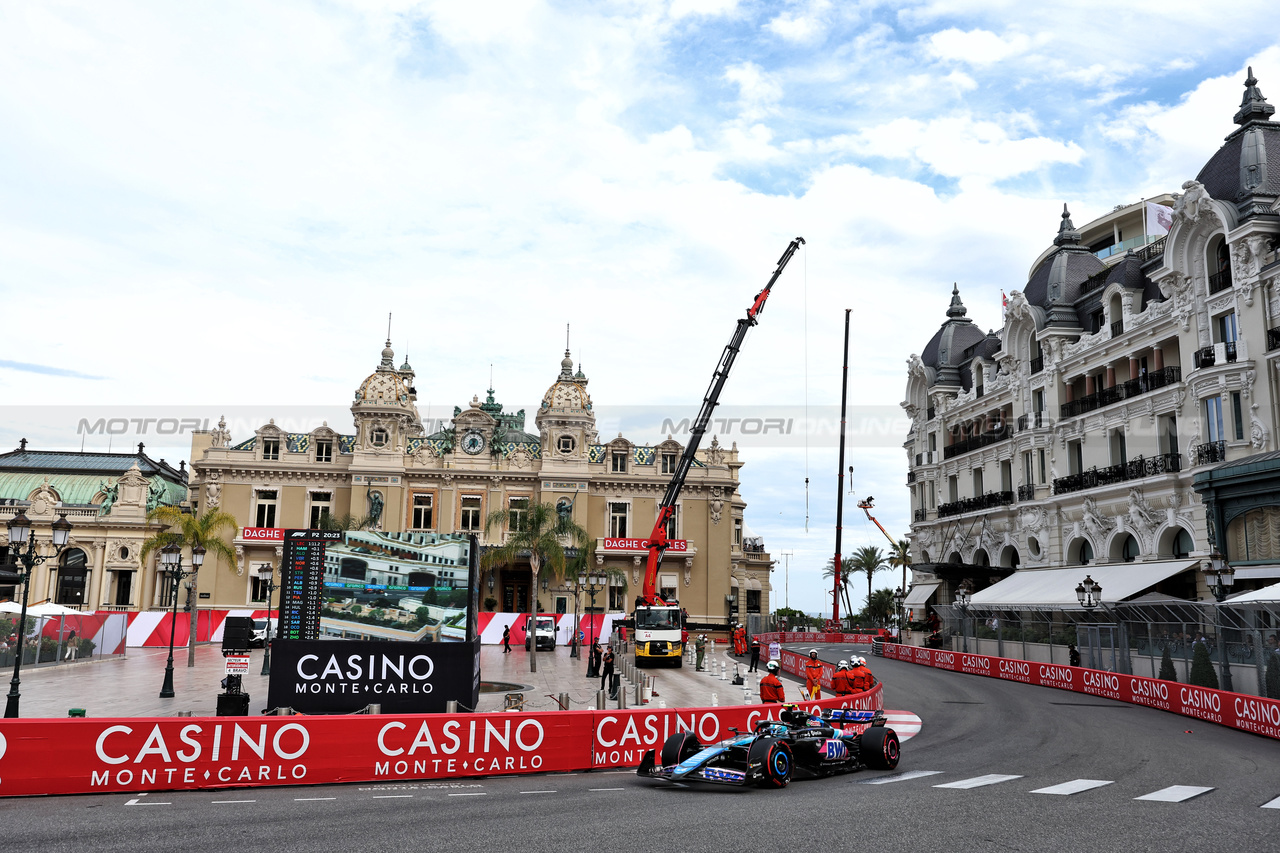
[368,490,384,523]
[99,479,119,516]
[146,477,167,512]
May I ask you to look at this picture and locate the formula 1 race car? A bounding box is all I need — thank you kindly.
[636,705,900,788]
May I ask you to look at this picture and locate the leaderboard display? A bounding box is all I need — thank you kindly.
[279,529,341,641]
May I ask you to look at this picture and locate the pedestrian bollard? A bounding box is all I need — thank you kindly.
[635,682,644,705]
[596,690,607,710]
[558,692,571,710]
[174,710,190,718]
[618,686,628,709]
[711,692,718,706]
[642,680,652,704]
[275,707,293,716]
[366,704,382,715]
[720,661,727,681]
[743,686,751,705]
[659,699,667,708]
[445,700,458,713]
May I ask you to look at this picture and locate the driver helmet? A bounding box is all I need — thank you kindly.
[766,660,779,672]
[838,659,849,669]
[780,703,808,725]
[852,657,864,667]
[808,648,819,658]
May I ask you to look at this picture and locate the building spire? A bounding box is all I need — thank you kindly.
[945,283,967,319]
[1053,203,1082,247]
[1235,66,1276,126]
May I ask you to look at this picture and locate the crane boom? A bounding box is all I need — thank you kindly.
[857,497,897,548]
[639,237,805,606]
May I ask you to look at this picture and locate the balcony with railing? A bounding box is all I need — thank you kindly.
[926,406,936,421]
[937,491,1014,519]
[1059,366,1181,419]
[1051,452,1181,496]
[1094,233,1165,261]
[1192,440,1227,466]
[1111,319,1124,337]
[914,451,939,466]
[1017,484,1035,501]
[1208,267,1233,294]
[1194,341,1242,369]
[906,470,917,484]
[1269,328,1280,351]
[943,424,1012,460]
[1030,355,1044,374]
[914,508,927,522]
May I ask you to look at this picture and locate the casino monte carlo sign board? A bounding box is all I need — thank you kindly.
[267,639,481,715]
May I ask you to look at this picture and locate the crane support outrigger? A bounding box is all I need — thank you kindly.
[629,237,805,667]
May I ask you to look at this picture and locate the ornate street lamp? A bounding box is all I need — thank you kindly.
[1204,552,1235,692]
[256,561,276,676]
[893,587,906,641]
[158,543,201,699]
[4,511,73,717]
[1076,574,1102,610]
[580,572,606,677]
[953,581,972,653]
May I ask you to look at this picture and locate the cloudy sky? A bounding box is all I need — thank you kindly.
[3,1,1280,615]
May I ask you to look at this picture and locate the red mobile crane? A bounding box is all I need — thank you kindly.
[857,497,897,549]
[630,237,805,667]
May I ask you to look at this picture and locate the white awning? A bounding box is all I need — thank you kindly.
[904,582,942,606]
[1235,566,1280,580]
[747,577,761,591]
[969,560,1199,607]
[730,577,739,588]
[1226,582,1280,603]
[659,573,677,587]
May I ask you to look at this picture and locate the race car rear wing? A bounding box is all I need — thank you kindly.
[822,708,886,727]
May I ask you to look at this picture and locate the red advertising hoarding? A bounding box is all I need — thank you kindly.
[880,643,1280,741]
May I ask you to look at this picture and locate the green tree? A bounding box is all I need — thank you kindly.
[482,501,588,673]
[772,607,809,630]
[1159,645,1178,682]
[1188,641,1219,689]
[848,545,888,610]
[888,539,911,591]
[415,606,430,625]
[422,588,438,605]
[350,604,363,615]
[140,506,238,668]
[864,588,896,626]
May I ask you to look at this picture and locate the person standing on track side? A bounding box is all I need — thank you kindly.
[804,648,824,700]
[502,624,511,653]
[695,634,707,671]
[760,660,786,703]
[850,657,874,692]
[749,634,761,672]
[832,660,852,696]
[601,645,616,693]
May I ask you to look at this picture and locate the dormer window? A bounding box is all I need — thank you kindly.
[315,439,333,463]
[370,428,389,448]
[661,452,677,474]
[611,451,628,473]
[262,438,280,461]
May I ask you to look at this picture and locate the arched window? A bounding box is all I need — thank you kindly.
[1080,541,1093,565]
[1172,528,1193,559]
[56,548,89,606]
[1069,538,1093,566]
[1120,534,1139,563]
[973,549,990,567]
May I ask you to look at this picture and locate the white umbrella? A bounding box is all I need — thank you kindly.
[0,601,25,614]
[27,602,81,617]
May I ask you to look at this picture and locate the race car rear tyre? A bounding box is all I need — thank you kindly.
[660,732,702,767]
[749,738,793,788]
[859,726,900,770]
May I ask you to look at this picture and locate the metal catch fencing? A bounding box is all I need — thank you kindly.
[0,613,129,671]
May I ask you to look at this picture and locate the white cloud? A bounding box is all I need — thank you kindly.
[765,0,832,44]
[669,0,740,19]
[927,27,1030,65]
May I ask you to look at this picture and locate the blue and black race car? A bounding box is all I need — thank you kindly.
[636,705,900,788]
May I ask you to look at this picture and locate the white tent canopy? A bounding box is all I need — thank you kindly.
[969,560,1199,607]
[1226,582,1280,604]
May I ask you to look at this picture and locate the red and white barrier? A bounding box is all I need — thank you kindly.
[0,687,883,797]
[882,643,1280,741]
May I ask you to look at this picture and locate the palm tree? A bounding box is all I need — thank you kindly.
[482,502,588,673]
[822,557,856,625]
[315,511,377,532]
[140,506,238,667]
[848,545,887,611]
[888,539,911,592]
[865,588,895,626]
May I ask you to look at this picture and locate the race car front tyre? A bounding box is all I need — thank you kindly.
[858,726,900,770]
[749,738,793,788]
[660,732,702,767]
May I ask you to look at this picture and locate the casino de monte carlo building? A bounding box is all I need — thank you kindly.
[901,69,1280,615]
[187,341,773,623]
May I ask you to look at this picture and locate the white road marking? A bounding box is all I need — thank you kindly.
[589,787,625,791]
[125,794,170,806]
[934,774,1023,789]
[862,770,943,785]
[1135,786,1214,802]
[1261,795,1280,809]
[1032,779,1114,795]
[211,800,257,804]
[295,797,338,801]
[519,790,556,794]
[372,795,413,799]
[448,792,488,797]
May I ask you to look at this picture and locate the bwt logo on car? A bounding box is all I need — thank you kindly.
[296,653,434,695]
[92,723,310,787]
[1038,665,1074,688]
[961,655,989,672]
[1081,670,1121,699]
[998,660,1032,683]
[594,712,723,766]
[1179,687,1223,722]
[1128,678,1171,709]
[376,719,545,776]
[1234,697,1280,737]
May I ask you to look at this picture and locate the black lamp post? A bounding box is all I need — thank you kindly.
[1204,552,1235,692]
[1075,574,1102,610]
[159,543,204,698]
[4,511,72,718]
[580,572,605,677]
[953,582,971,653]
[257,562,277,676]
[893,587,906,642]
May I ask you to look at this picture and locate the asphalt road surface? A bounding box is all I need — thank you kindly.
[4,645,1278,852]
